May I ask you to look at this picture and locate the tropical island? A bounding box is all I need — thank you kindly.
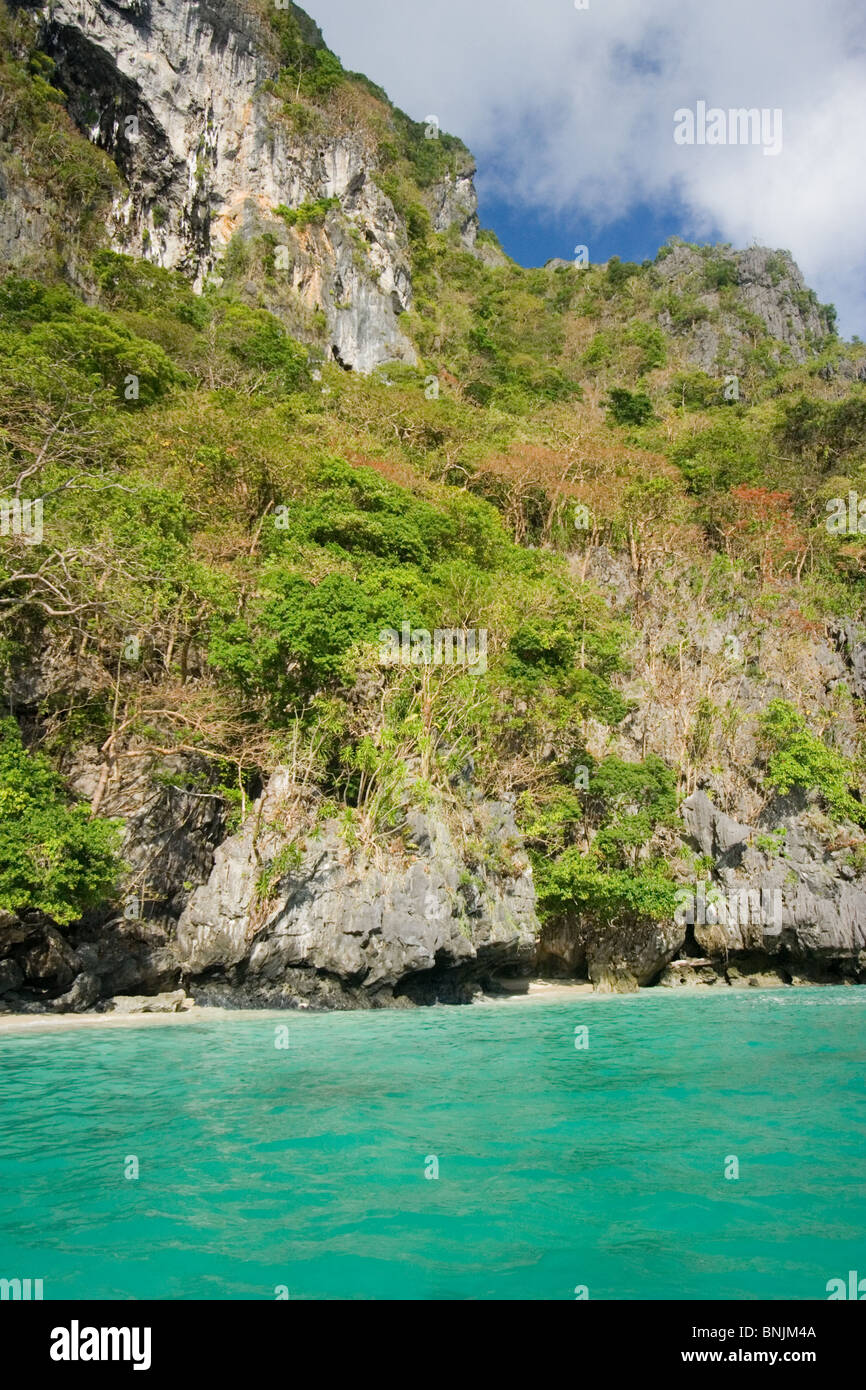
[1,0,865,1015]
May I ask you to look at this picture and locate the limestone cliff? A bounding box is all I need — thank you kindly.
[5,0,483,370]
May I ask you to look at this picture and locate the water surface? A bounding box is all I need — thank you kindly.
[1,987,864,1300]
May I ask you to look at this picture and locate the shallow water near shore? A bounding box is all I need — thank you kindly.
[1,986,864,1300]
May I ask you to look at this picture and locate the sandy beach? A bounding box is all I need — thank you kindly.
[0,980,601,1035]
[0,975,839,1036]
[506,979,598,1001]
[0,1005,240,1036]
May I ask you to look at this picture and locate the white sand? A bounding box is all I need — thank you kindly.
[0,1005,239,1036]
[508,979,597,1001]
[1,975,825,1035]
[0,983,599,1034]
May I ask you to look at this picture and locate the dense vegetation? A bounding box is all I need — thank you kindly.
[0,719,122,923]
[1,0,865,945]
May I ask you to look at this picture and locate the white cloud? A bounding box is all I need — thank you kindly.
[308,0,866,336]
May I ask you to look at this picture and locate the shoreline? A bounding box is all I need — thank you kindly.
[0,976,861,1036]
[0,1004,236,1036]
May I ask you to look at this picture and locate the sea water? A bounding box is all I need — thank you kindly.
[0,987,864,1300]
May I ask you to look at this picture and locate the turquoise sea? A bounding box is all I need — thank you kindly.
[1,987,864,1301]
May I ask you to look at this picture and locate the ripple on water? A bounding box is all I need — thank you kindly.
[0,986,864,1300]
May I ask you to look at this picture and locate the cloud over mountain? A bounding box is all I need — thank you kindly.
[310,0,866,335]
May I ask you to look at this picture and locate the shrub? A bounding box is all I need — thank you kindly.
[671,419,763,495]
[274,198,339,229]
[626,321,667,372]
[219,303,310,391]
[0,719,123,923]
[585,754,678,866]
[507,622,577,678]
[535,850,679,928]
[702,256,738,291]
[759,700,866,825]
[606,387,655,426]
[605,256,641,291]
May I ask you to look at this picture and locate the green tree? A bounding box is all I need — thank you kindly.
[606,387,654,426]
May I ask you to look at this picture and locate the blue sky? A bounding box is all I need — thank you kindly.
[306,0,866,339]
[476,191,717,275]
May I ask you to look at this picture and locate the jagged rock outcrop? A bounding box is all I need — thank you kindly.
[0,157,68,272]
[429,165,479,249]
[36,0,414,368]
[655,243,831,370]
[175,769,537,1007]
[831,620,866,702]
[579,545,861,826]
[66,745,226,925]
[0,727,227,1012]
[536,778,866,994]
[0,758,539,1011]
[678,790,866,976]
[538,912,684,994]
[103,989,193,1014]
[0,903,183,1013]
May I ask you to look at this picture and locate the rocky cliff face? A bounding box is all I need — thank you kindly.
[537,781,866,994]
[655,243,832,371]
[680,789,866,964]
[0,747,537,1012]
[535,544,866,993]
[6,0,484,370]
[175,770,536,1007]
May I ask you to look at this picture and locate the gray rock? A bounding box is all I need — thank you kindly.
[681,790,751,857]
[0,959,23,996]
[428,165,480,250]
[14,926,82,991]
[0,740,539,1011]
[105,990,192,1015]
[50,971,102,1013]
[831,621,866,701]
[680,792,866,970]
[176,768,538,1007]
[726,965,789,989]
[66,746,226,925]
[583,916,685,993]
[538,909,685,993]
[658,959,724,988]
[654,243,830,371]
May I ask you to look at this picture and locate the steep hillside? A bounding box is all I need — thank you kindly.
[1,0,865,1012]
[1,0,485,369]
